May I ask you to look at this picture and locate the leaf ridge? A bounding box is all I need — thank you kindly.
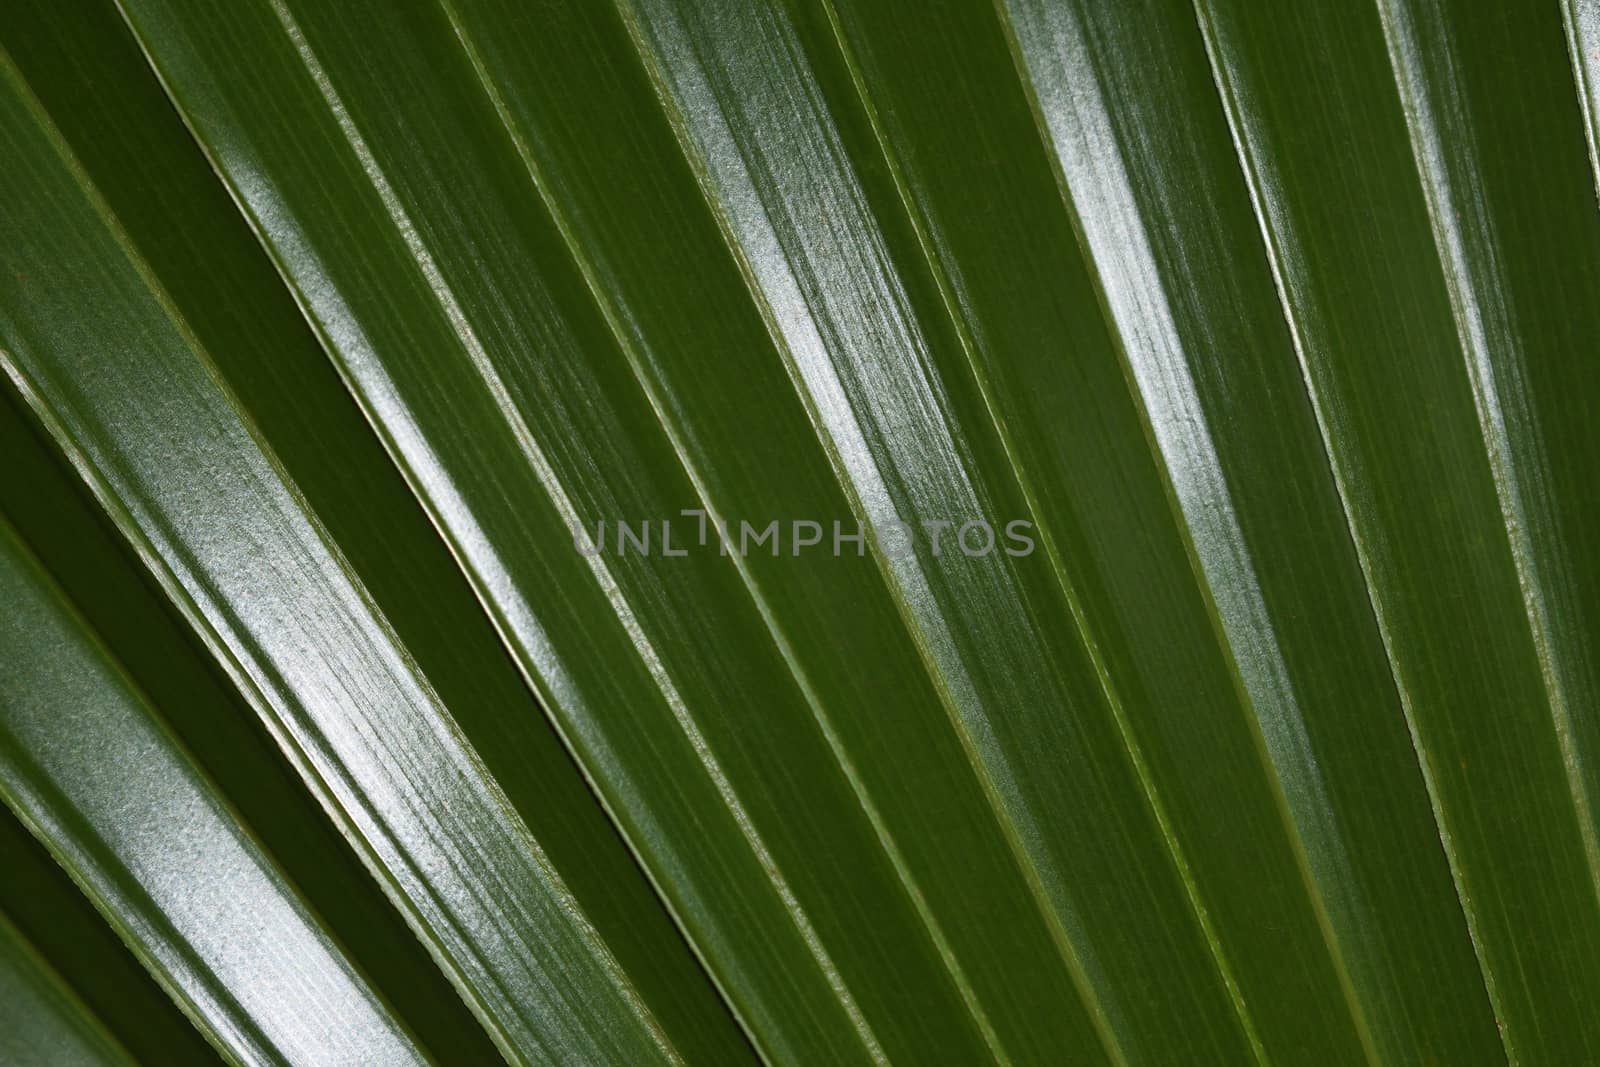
[605,3,1141,1061]
[2,38,673,1063]
[432,4,1006,1060]
[0,514,426,1067]
[1377,0,1600,921]
[821,3,1272,1062]
[992,6,1393,1063]
[253,2,891,1061]
[0,911,139,1067]
[1184,3,1518,1059]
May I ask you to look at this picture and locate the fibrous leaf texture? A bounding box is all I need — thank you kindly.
[0,0,1596,1064]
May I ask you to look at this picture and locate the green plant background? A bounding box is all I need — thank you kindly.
[1,0,1597,1063]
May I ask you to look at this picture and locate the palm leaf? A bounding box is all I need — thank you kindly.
[1,0,1597,1063]
[0,911,139,1067]
[0,514,431,1063]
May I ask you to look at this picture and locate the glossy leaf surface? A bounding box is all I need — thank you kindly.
[2,0,1597,1063]
[0,520,425,1065]
[0,796,220,1066]
[1197,0,1600,1059]
[0,3,745,1060]
[0,46,685,1065]
[0,383,496,1065]
[0,914,135,1067]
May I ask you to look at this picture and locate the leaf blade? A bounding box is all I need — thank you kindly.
[0,46,681,1064]
[1196,0,1600,1057]
[0,914,138,1067]
[0,517,427,1066]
